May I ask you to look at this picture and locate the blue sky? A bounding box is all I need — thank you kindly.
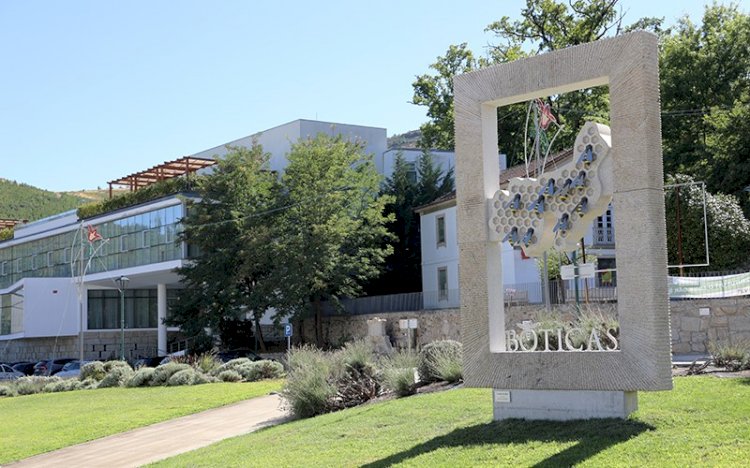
[0,0,738,191]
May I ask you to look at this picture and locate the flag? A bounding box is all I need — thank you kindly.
[87,225,103,242]
[536,98,557,130]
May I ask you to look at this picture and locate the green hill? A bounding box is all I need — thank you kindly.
[0,178,101,222]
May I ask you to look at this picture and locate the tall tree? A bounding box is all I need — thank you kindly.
[661,3,750,213]
[169,144,282,352]
[275,134,393,346]
[368,152,454,295]
[412,0,662,165]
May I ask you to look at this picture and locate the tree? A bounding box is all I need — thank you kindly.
[169,144,282,352]
[274,134,393,346]
[665,174,750,271]
[412,0,662,165]
[366,151,455,295]
[661,4,750,213]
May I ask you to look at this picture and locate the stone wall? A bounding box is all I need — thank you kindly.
[0,330,181,362]
[670,298,750,354]
[297,309,461,349]
[296,297,750,356]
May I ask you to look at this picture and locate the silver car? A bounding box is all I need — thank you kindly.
[0,363,23,381]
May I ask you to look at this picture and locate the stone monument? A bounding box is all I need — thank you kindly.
[454,31,672,420]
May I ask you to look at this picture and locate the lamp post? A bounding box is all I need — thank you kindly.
[116,276,129,361]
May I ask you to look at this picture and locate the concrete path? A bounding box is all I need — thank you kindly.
[11,394,290,468]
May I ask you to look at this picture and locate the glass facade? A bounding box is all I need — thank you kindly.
[0,203,184,290]
[87,288,179,330]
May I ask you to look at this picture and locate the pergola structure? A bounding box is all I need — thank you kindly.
[0,219,27,230]
[107,156,217,198]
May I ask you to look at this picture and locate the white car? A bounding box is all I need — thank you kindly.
[0,363,23,381]
[56,360,89,379]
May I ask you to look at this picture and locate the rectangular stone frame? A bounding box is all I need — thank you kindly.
[454,31,672,391]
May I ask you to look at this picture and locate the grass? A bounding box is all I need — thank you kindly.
[153,377,750,467]
[0,380,282,464]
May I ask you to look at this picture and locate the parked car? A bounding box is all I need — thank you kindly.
[0,363,24,381]
[33,358,77,376]
[133,357,165,369]
[11,362,36,376]
[56,360,90,379]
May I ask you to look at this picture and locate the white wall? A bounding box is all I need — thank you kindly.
[23,278,80,338]
[381,148,454,180]
[420,206,459,307]
[192,119,388,176]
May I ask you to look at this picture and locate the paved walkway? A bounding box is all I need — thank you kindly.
[11,394,290,468]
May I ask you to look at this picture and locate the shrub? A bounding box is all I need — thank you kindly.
[418,340,462,383]
[104,360,133,373]
[281,345,336,418]
[193,353,222,374]
[381,350,419,396]
[213,358,253,376]
[243,360,285,382]
[218,370,243,382]
[127,367,156,387]
[0,385,15,397]
[167,368,198,386]
[80,361,106,381]
[43,379,84,393]
[80,378,99,390]
[151,362,191,386]
[15,376,61,396]
[710,341,750,371]
[336,340,376,370]
[98,366,134,388]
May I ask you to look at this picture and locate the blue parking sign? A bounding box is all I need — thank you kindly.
[284,323,293,337]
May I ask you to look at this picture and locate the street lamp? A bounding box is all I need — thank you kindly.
[116,276,130,361]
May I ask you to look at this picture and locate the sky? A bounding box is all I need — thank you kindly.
[0,0,742,191]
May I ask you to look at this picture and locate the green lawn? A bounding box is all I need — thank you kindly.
[0,380,282,464]
[153,377,750,467]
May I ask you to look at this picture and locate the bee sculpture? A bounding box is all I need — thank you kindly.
[488,121,614,257]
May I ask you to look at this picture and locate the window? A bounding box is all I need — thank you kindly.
[405,161,417,184]
[141,230,150,248]
[14,259,21,273]
[120,235,128,252]
[63,248,71,264]
[438,267,448,301]
[1,262,6,276]
[31,254,38,270]
[436,215,446,247]
[47,252,54,267]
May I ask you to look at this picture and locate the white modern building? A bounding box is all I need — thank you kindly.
[0,119,456,362]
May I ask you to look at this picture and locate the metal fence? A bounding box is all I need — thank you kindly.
[320,269,750,316]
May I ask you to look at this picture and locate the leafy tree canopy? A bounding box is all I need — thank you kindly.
[274,134,394,345]
[169,144,282,352]
[412,0,662,165]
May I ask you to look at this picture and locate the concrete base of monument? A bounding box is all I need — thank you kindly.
[492,389,638,421]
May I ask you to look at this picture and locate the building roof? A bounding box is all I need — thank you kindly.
[0,219,27,230]
[107,156,217,197]
[415,148,574,214]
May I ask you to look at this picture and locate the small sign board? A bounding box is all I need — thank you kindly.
[284,323,293,337]
[493,389,511,403]
[560,263,596,280]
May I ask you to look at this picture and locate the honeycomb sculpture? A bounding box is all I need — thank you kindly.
[488,122,613,257]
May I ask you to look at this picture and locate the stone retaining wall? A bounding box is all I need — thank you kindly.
[0,330,181,362]
[297,297,750,355]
